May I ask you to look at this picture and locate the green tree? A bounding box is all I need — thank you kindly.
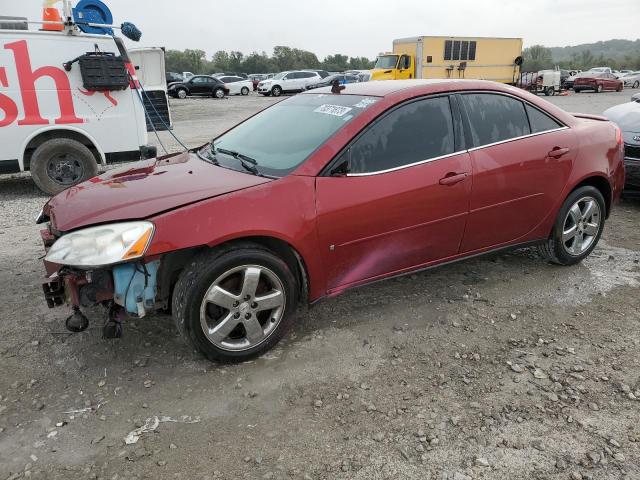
[523,45,553,72]
[322,54,350,72]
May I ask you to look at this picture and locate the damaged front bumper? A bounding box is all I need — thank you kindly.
[41,229,161,318]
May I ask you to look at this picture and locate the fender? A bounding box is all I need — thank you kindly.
[19,125,106,170]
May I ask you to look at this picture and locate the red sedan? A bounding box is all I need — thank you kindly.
[38,80,625,362]
[573,72,623,93]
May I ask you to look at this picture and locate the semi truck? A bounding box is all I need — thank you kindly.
[371,36,523,85]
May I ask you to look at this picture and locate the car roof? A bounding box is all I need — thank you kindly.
[300,79,524,98]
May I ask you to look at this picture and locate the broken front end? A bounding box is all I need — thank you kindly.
[39,219,162,337]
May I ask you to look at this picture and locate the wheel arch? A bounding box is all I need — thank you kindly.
[571,175,612,218]
[158,235,311,308]
[21,126,105,171]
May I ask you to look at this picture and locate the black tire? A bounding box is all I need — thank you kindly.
[596,84,603,93]
[262,92,271,97]
[241,86,249,96]
[538,186,606,266]
[30,138,98,195]
[213,87,225,99]
[177,88,188,99]
[172,243,299,363]
[544,86,554,96]
[271,85,282,97]
[573,88,580,93]
[633,81,639,89]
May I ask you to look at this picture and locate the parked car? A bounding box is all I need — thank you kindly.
[213,72,249,80]
[603,100,640,192]
[166,71,183,85]
[219,76,253,96]
[168,75,228,99]
[588,67,613,74]
[573,72,623,93]
[564,71,587,89]
[620,71,640,89]
[632,92,640,102]
[303,69,330,79]
[248,74,270,91]
[257,70,324,96]
[38,80,624,362]
[614,69,633,79]
[305,73,360,90]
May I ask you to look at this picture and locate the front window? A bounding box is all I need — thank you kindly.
[208,94,378,177]
[374,55,398,69]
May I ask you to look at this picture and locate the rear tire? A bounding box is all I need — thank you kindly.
[172,244,299,363]
[596,84,603,93]
[633,81,639,89]
[545,86,554,96]
[30,138,98,195]
[241,87,249,96]
[573,88,580,93]
[213,87,225,99]
[538,186,606,266]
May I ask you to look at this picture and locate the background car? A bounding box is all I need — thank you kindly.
[305,73,361,90]
[573,72,623,93]
[165,71,183,85]
[219,76,253,95]
[212,72,249,79]
[620,71,640,88]
[248,73,270,91]
[257,70,324,96]
[168,75,228,99]
[603,100,640,192]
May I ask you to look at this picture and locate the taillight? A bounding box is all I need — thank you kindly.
[125,62,140,89]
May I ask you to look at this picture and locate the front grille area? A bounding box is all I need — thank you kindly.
[625,144,640,160]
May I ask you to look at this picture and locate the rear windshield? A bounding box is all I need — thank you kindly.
[211,94,379,176]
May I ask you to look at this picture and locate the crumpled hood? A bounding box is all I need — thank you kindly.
[45,151,272,232]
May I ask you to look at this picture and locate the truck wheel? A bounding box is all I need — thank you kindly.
[172,244,299,363]
[30,138,98,195]
[545,86,554,96]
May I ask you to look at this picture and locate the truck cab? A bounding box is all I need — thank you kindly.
[371,53,414,80]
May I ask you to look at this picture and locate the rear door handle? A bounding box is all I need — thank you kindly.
[548,147,570,158]
[439,172,468,186]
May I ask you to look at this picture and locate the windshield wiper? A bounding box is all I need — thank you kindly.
[215,147,260,175]
[196,144,219,165]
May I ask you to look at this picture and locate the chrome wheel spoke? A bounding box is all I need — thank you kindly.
[581,200,595,221]
[207,312,240,343]
[241,267,261,299]
[243,317,264,344]
[205,286,238,310]
[569,204,582,224]
[584,222,599,236]
[562,224,577,242]
[254,290,284,312]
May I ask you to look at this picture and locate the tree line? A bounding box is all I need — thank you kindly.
[165,46,375,74]
[523,44,640,73]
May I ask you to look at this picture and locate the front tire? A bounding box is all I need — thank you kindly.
[177,88,188,99]
[30,138,98,195]
[271,85,282,97]
[596,84,603,93]
[544,86,554,96]
[172,244,299,363]
[573,88,580,93]
[538,186,606,266]
[633,81,639,89]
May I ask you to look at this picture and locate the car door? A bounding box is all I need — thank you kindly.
[298,72,315,90]
[189,77,207,95]
[281,72,298,92]
[315,95,472,292]
[458,92,576,253]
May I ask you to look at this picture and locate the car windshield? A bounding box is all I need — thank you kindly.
[272,72,287,80]
[209,93,378,177]
[375,55,398,69]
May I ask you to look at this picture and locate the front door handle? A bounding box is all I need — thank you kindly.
[439,172,468,186]
[548,147,570,158]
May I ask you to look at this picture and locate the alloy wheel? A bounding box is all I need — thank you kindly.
[562,196,601,256]
[199,265,286,351]
[177,89,187,99]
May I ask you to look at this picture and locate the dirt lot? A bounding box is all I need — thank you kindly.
[0,89,639,480]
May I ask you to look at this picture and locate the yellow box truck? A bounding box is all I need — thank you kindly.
[371,36,523,84]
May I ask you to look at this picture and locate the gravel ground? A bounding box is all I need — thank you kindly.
[0,89,639,480]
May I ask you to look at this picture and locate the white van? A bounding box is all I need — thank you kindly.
[0,22,155,194]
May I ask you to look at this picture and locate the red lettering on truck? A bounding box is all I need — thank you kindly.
[0,66,18,127]
[4,40,83,126]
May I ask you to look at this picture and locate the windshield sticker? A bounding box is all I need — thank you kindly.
[314,104,353,117]
[353,97,378,109]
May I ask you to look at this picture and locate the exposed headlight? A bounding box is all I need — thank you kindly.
[45,222,154,268]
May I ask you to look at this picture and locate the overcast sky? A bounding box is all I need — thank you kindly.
[4,0,639,59]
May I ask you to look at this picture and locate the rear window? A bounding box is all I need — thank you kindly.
[461,93,530,147]
[526,105,562,133]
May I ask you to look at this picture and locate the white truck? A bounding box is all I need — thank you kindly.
[0,18,155,194]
